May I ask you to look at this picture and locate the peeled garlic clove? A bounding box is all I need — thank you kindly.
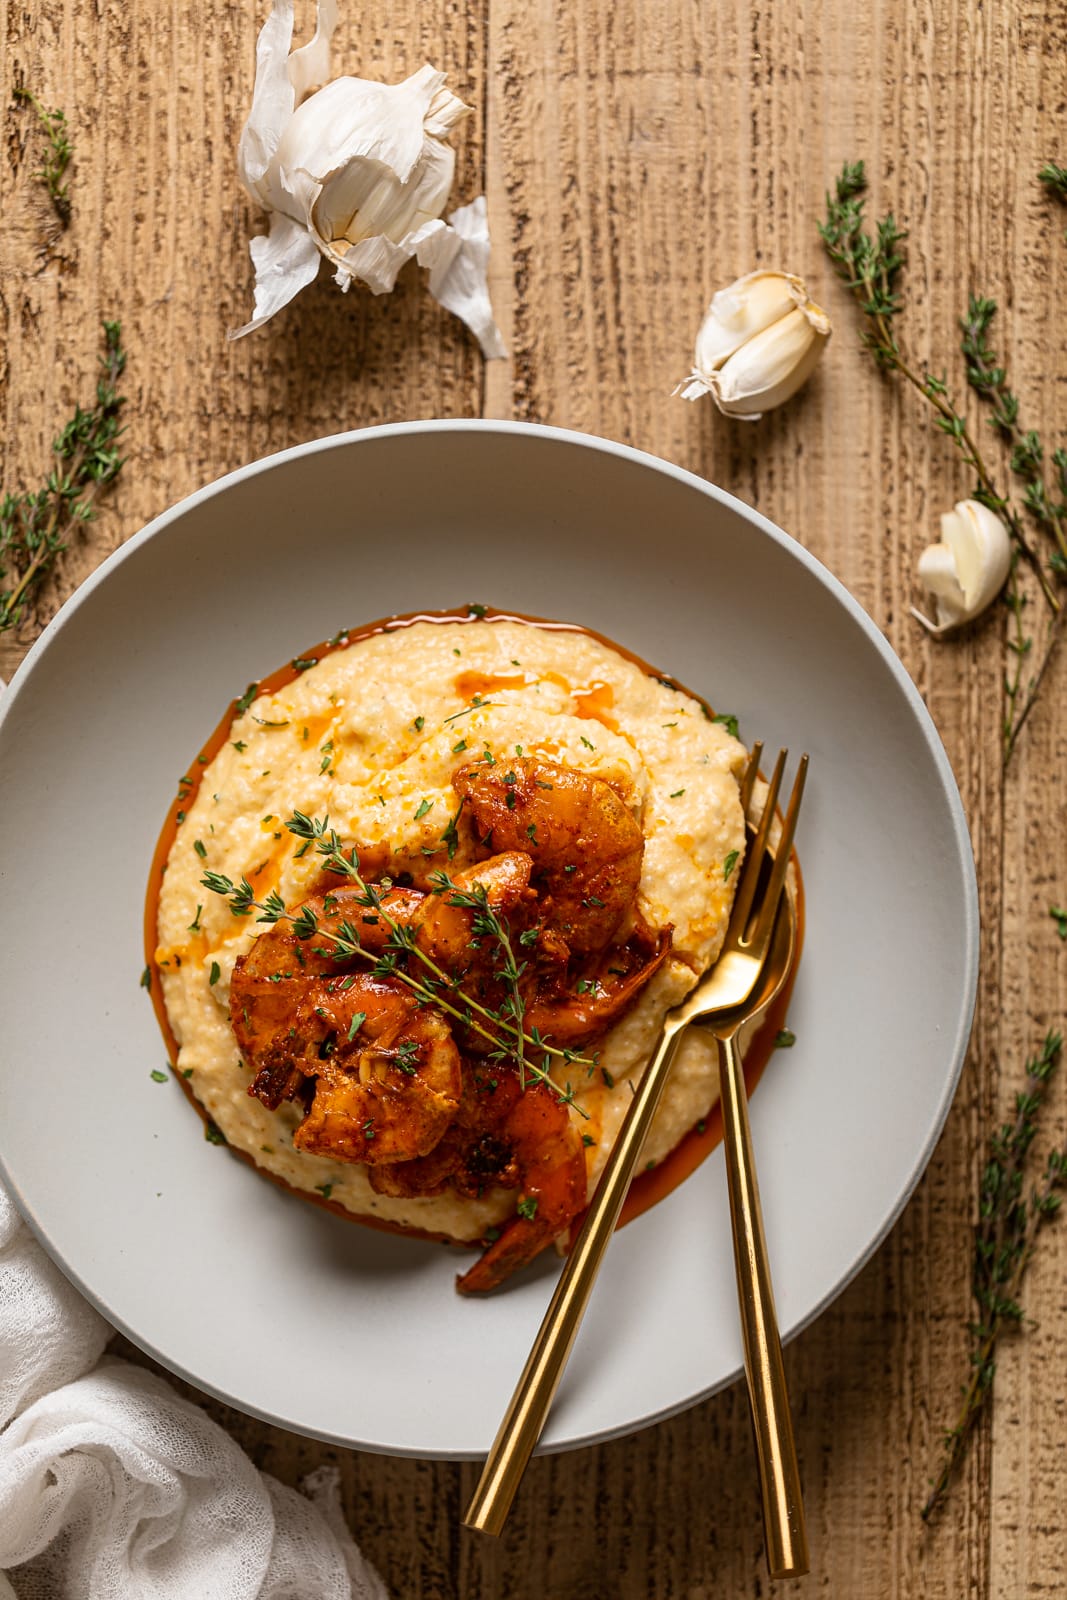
[678,271,830,416]
[912,499,1012,634]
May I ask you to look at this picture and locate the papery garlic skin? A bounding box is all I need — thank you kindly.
[678,270,831,421]
[231,1,505,357]
[911,499,1012,635]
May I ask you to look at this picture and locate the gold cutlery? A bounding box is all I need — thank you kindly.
[464,748,808,1572]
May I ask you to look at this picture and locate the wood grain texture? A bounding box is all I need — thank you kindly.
[3,0,1066,1595]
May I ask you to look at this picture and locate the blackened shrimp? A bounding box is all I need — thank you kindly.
[455,1074,587,1294]
[371,1064,588,1294]
[524,926,673,1048]
[290,974,462,1165]
[452,757,644,957]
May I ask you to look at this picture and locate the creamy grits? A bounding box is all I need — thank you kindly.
[154,618,748,1247]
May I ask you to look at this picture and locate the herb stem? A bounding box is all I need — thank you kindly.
[1,321,126,635]
[923,1030,1065,1520]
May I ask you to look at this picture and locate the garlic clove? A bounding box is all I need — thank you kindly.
[707,305,829,421]
[912,498,1012,634]
[696,271,809,373]
[678,270,831,412]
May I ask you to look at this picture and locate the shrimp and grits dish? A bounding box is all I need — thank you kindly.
[149,611,780,1293]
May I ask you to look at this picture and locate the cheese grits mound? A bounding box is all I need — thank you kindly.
[154,618,748,1290]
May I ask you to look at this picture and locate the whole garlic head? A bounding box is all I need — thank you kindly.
[678,270,831,421]
[912,499,1012,635]
[231,0,505,357]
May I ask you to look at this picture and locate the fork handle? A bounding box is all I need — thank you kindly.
[717,1032,809,1578]
[464,1022,686,1536]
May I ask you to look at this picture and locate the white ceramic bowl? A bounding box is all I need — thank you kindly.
[0,422,977,1457]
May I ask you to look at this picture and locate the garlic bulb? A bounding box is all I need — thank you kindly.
[912,499,1012,634]
[231,0,505,357]
[678,270,831,421]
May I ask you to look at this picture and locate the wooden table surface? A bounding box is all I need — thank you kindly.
[3,3,1066,1595]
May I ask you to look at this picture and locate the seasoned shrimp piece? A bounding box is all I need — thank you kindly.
[415,851,533,974]
[374,1065,587,1292]
[452,757,643,957]
[230,883,424,1098]
[455,1074,587,1294]
[525,926,673,1048]
[291,974,461,1164]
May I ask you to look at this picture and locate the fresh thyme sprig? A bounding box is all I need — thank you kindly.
[1039,162,1067,204]
[821,162,1065,762]
[0,321,126,635]
[14,88,73,224]
[923,1029,1066,1521]
[201,810,593,1113]
[427,867,530,1085]
[960,296,1067,566]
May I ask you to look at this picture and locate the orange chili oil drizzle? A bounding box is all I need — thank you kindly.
[144,604,804,1236]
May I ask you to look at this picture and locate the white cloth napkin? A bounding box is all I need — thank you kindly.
[0,1184,389,1599]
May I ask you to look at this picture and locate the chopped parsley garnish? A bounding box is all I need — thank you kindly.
[723,849,739,881]
[208,961,221,986]
[713,711,740,739]
[316,1182,333,1199]
[669,788,685,798]
[231,739,247,753]
[443,694,498,725]
[600,1067,615,1087]
[394,1039,420,1075]
[774,1029,797,1049]
[150,1068,169,1083]
[187,904,203,932]
[1051,905,1067,940]
[204,1119,227,1145]
[413,798,434,821]
[193,839,207,859]
[452,738,468,754]
[582,1133,596,1146]
[140,966,151,991]
[291,656,318,672]
[363,1119,376,1140]
[467,602,488,617]
[575,978,596,995]
[235,683,259,714]
[413,715,425,732]
[345,1011,367,1043]
[579,735,595,750]
[516,1195,538,1221]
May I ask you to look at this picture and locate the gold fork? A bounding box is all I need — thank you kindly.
[463,749,808,1555]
